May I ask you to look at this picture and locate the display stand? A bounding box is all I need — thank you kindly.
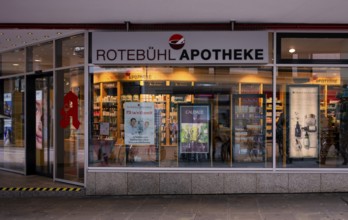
[232,94,266,164]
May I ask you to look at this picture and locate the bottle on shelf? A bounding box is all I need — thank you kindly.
[295,121,301,138]
[295,138,302,151]
[303,131,310,149]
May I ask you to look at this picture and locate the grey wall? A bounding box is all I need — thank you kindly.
[86,172,348,195]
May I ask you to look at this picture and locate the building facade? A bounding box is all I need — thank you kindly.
[1,25,348,194]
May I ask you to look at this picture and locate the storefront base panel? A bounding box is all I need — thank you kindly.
[86,172,348,196]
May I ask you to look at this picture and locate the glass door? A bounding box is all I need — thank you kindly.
[26,72,53,177]
[55,68,84,184]
[35,75,54,176]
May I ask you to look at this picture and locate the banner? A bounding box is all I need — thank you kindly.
[288,85,319,158]
[179,105,210,153]
[124,102,155,145]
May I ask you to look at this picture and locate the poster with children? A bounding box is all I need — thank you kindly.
[124,102,155,145]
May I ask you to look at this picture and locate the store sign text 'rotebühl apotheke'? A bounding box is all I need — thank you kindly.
[92,32,268,65]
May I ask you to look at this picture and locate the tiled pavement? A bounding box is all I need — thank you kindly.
[0,193,348,219]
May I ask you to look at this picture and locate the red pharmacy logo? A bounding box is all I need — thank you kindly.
[169,34,185,50]
[60,91,80,129]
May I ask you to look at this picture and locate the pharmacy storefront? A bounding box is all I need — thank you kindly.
[87,31,348,195]
[1,29,348,194]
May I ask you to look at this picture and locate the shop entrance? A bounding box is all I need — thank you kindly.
[26,72,54,177]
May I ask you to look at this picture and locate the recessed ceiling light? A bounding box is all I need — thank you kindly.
[44,35,49,38]
[22,41,27,44]
[34,59,41,62]
[16,35,21,39]
[12,44,16,47]
[0,33,4,35]
[289,48,296,53]
[28,32,33,35]
[12,63,19,66]
[5,38,11,41]
[57,32,62,35]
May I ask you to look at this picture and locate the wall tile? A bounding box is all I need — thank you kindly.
[289,173,320,193]
[86,172,96,196]
[95,172,127,195]
[192,173,223,194]
[321,173,348,192]
[257,173,288,193]
[160,173,192,194]
[128,173,159,195]
[224,173,257,193]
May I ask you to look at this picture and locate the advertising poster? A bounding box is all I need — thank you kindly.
[99,122,110,136]
[4,119,12,146]
[288,85,319,158]
[4,93,12,116]
[124,102,155,145]
[179,105,210,153]
[36,90,43,150]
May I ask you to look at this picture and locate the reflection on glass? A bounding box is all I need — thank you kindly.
[30,42,53,71]
[0,77,25,172]
[56,68,84,183]
[279,33,348,61]
[0,49,25,76]
[56,34,84,68]
[89,66,273,168]
[35,76,54,176]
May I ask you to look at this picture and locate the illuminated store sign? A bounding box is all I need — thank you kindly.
[92,32,268,65]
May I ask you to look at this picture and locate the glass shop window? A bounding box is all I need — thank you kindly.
[0,49,25,76]
[277,33,348,64]
[276,67,348,168]
[89,66,274,169]
[56,34,84,68]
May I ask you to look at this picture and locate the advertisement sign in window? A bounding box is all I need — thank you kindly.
[179,105,210,153]
[124,102,155,145]
[287,85,319,158]
[36,90,43,150]
[4,93,12,117]
[99,122,110,136]
[4,119,12,146]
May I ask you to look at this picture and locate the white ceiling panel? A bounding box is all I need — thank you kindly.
[0,0,348,52]
[1,0,348,24]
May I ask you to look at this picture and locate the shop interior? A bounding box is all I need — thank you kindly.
[90,66,273,168]
[90,66,348,168]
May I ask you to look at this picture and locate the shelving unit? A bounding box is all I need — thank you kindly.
[92,84,101,138]
[266,99,283,147]
[92,82,118,140]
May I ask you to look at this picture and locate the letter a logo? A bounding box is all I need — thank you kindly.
[60,91,80,129]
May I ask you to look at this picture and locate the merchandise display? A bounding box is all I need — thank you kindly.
[232,94,266,163]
